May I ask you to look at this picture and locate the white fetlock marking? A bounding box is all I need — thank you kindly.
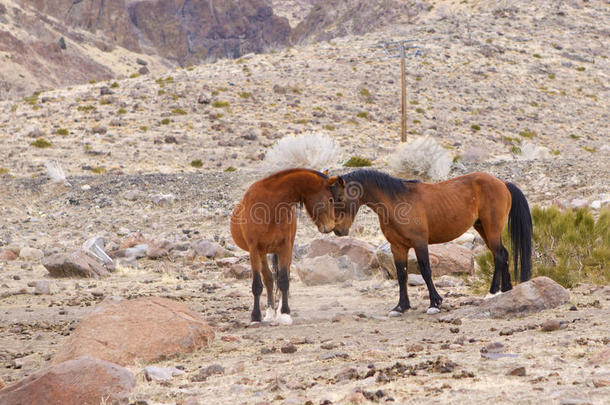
[263,308,275,323]
[249,321,261,326]
[484,291,502,300]
[388,310,403,318]
[426,307,441,315]
[276,313,293,325]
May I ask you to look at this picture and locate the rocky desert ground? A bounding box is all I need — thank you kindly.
[0,0,609,404]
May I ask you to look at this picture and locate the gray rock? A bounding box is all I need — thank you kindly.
[307,237,377,276]
[223,263,251,280]
[124,244,148,259]
[151,194,175,206]
[43,250,110,278]
[83,236,113,265]
[457,277,570,318]
[296,255,362,286]
[19,247,44,261]
[408,273,425,286]
[192,240,229,259]
[143,366,185,381]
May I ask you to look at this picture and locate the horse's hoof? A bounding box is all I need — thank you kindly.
[388,310,403,318]
[276,313,293,325]
[484,292,501,300]
[263,308,275,323]
[426,307,440,315]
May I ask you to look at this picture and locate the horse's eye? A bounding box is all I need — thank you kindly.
[329,197,334,203]
[337,197,343,202]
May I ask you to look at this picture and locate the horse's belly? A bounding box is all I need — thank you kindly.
[428,216,475,244]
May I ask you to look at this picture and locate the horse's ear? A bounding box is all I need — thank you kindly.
[328,176,345,187]
[322,169,329,176]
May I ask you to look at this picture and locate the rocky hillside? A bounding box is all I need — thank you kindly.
[0,0,291,98]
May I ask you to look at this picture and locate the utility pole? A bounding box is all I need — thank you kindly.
[382,40,422,143]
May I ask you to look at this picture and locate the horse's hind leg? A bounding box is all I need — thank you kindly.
[275,247,293,325]
[261,255,275,322]
[474,219,511,295]
[388,245,410,317]
[249,250,264,323]
[413,243,443,314]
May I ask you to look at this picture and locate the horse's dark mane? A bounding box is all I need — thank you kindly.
[341,169,419,198]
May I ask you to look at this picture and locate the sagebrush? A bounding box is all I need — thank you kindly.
[388,137,452,180]
[476,206,610,289]
[264,133,339,171]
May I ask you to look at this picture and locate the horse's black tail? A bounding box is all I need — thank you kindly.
[505,182,533,282]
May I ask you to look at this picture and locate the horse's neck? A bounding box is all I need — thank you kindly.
[274,172,319,204]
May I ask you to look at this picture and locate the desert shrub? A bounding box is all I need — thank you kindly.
[344,156,372,167]
[117,108,127,115]
[31,138,52,148]
[264,132,339,171]
[160,118,170,125]
[388,137,452,181]
[295,118,309,124]
[239,92,251,99]
[519,129,537,138]
[0,167,9,175]
[56,128,69,135]
[190,159,203,168]
[110,82,119,88]
[91,167,106,174]
[77,105,95,113]
[172,108,187,115]
[225,166,237,172]
[356,111,369,119]
[471,124,481,131]
[476,207,610,289]
[212,101,230,108]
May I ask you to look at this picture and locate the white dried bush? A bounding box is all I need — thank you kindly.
[264,132,340,171]
[389,137,452,180]
[45,160,67,183]
[520,141,551,160]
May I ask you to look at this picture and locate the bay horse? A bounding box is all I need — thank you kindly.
[230,168,344,325]
[330,169,532,315]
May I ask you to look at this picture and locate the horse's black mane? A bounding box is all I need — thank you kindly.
[340,169,419,197]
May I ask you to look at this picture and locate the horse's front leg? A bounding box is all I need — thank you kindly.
[389,246,410,317]
[414,244,443,314]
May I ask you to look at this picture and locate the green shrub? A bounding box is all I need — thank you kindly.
[576,66,585,72]
[117,108,127,115]
[56,128,69,135]
[129,73,140,79]
[519,129,537,138]
[77,105,95,113]
[511,145,522,154]
[325,124,336,131]
[110,82,119,88]
[415,108,425,114]
[91,167,106,174]
[344,156,372,167]
[533,53,541,58]
[471,124,481,131]
[158,90,166,96]
[225,166,237,172]
[190,159,203,168]
[239,92,251,99]
[475,207,610,289]
[583,146,596,153]
[357,111,369,119]
[295,119,309,124]
[212,101,230,108]
[140,126,149,132]
[161,118,170,125]
[31,138,52,148]
[171,108,187,115]
[99,98,111,105]
[0,167,9,175]
[359,88,371,97]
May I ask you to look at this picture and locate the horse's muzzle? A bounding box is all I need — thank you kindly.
[333,228,349,237]
[318,224,332,234]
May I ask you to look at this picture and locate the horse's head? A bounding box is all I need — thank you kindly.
[305,176,345,234]
[331,176,362,236]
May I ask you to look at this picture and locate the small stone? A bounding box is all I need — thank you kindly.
[143,366,185,381]
[124,191,140,201]
[100,86,113,96]
[541,319,561,332]
[281,343,297,354]
[0,250,18,261]
[408,274,425,286]
[19,247,44,261]
[507,366,526,376]
[499,328,513,336]
[151,194,175,206]
[136,58,148,66]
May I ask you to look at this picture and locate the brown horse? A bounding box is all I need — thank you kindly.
[231,168,344,325]
[331,169,532,315]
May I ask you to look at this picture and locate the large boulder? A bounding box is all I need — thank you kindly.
[307,237,377,276]
[43,250,111,278]
[53,296,214,366]
[458,277,570,319]
[296,254,362,286]
[376,242,474,279]
[0,356,135,405]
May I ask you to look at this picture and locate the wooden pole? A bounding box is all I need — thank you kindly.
[400,44,407,143]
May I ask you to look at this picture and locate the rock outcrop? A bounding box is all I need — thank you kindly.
[53,296,215,366]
